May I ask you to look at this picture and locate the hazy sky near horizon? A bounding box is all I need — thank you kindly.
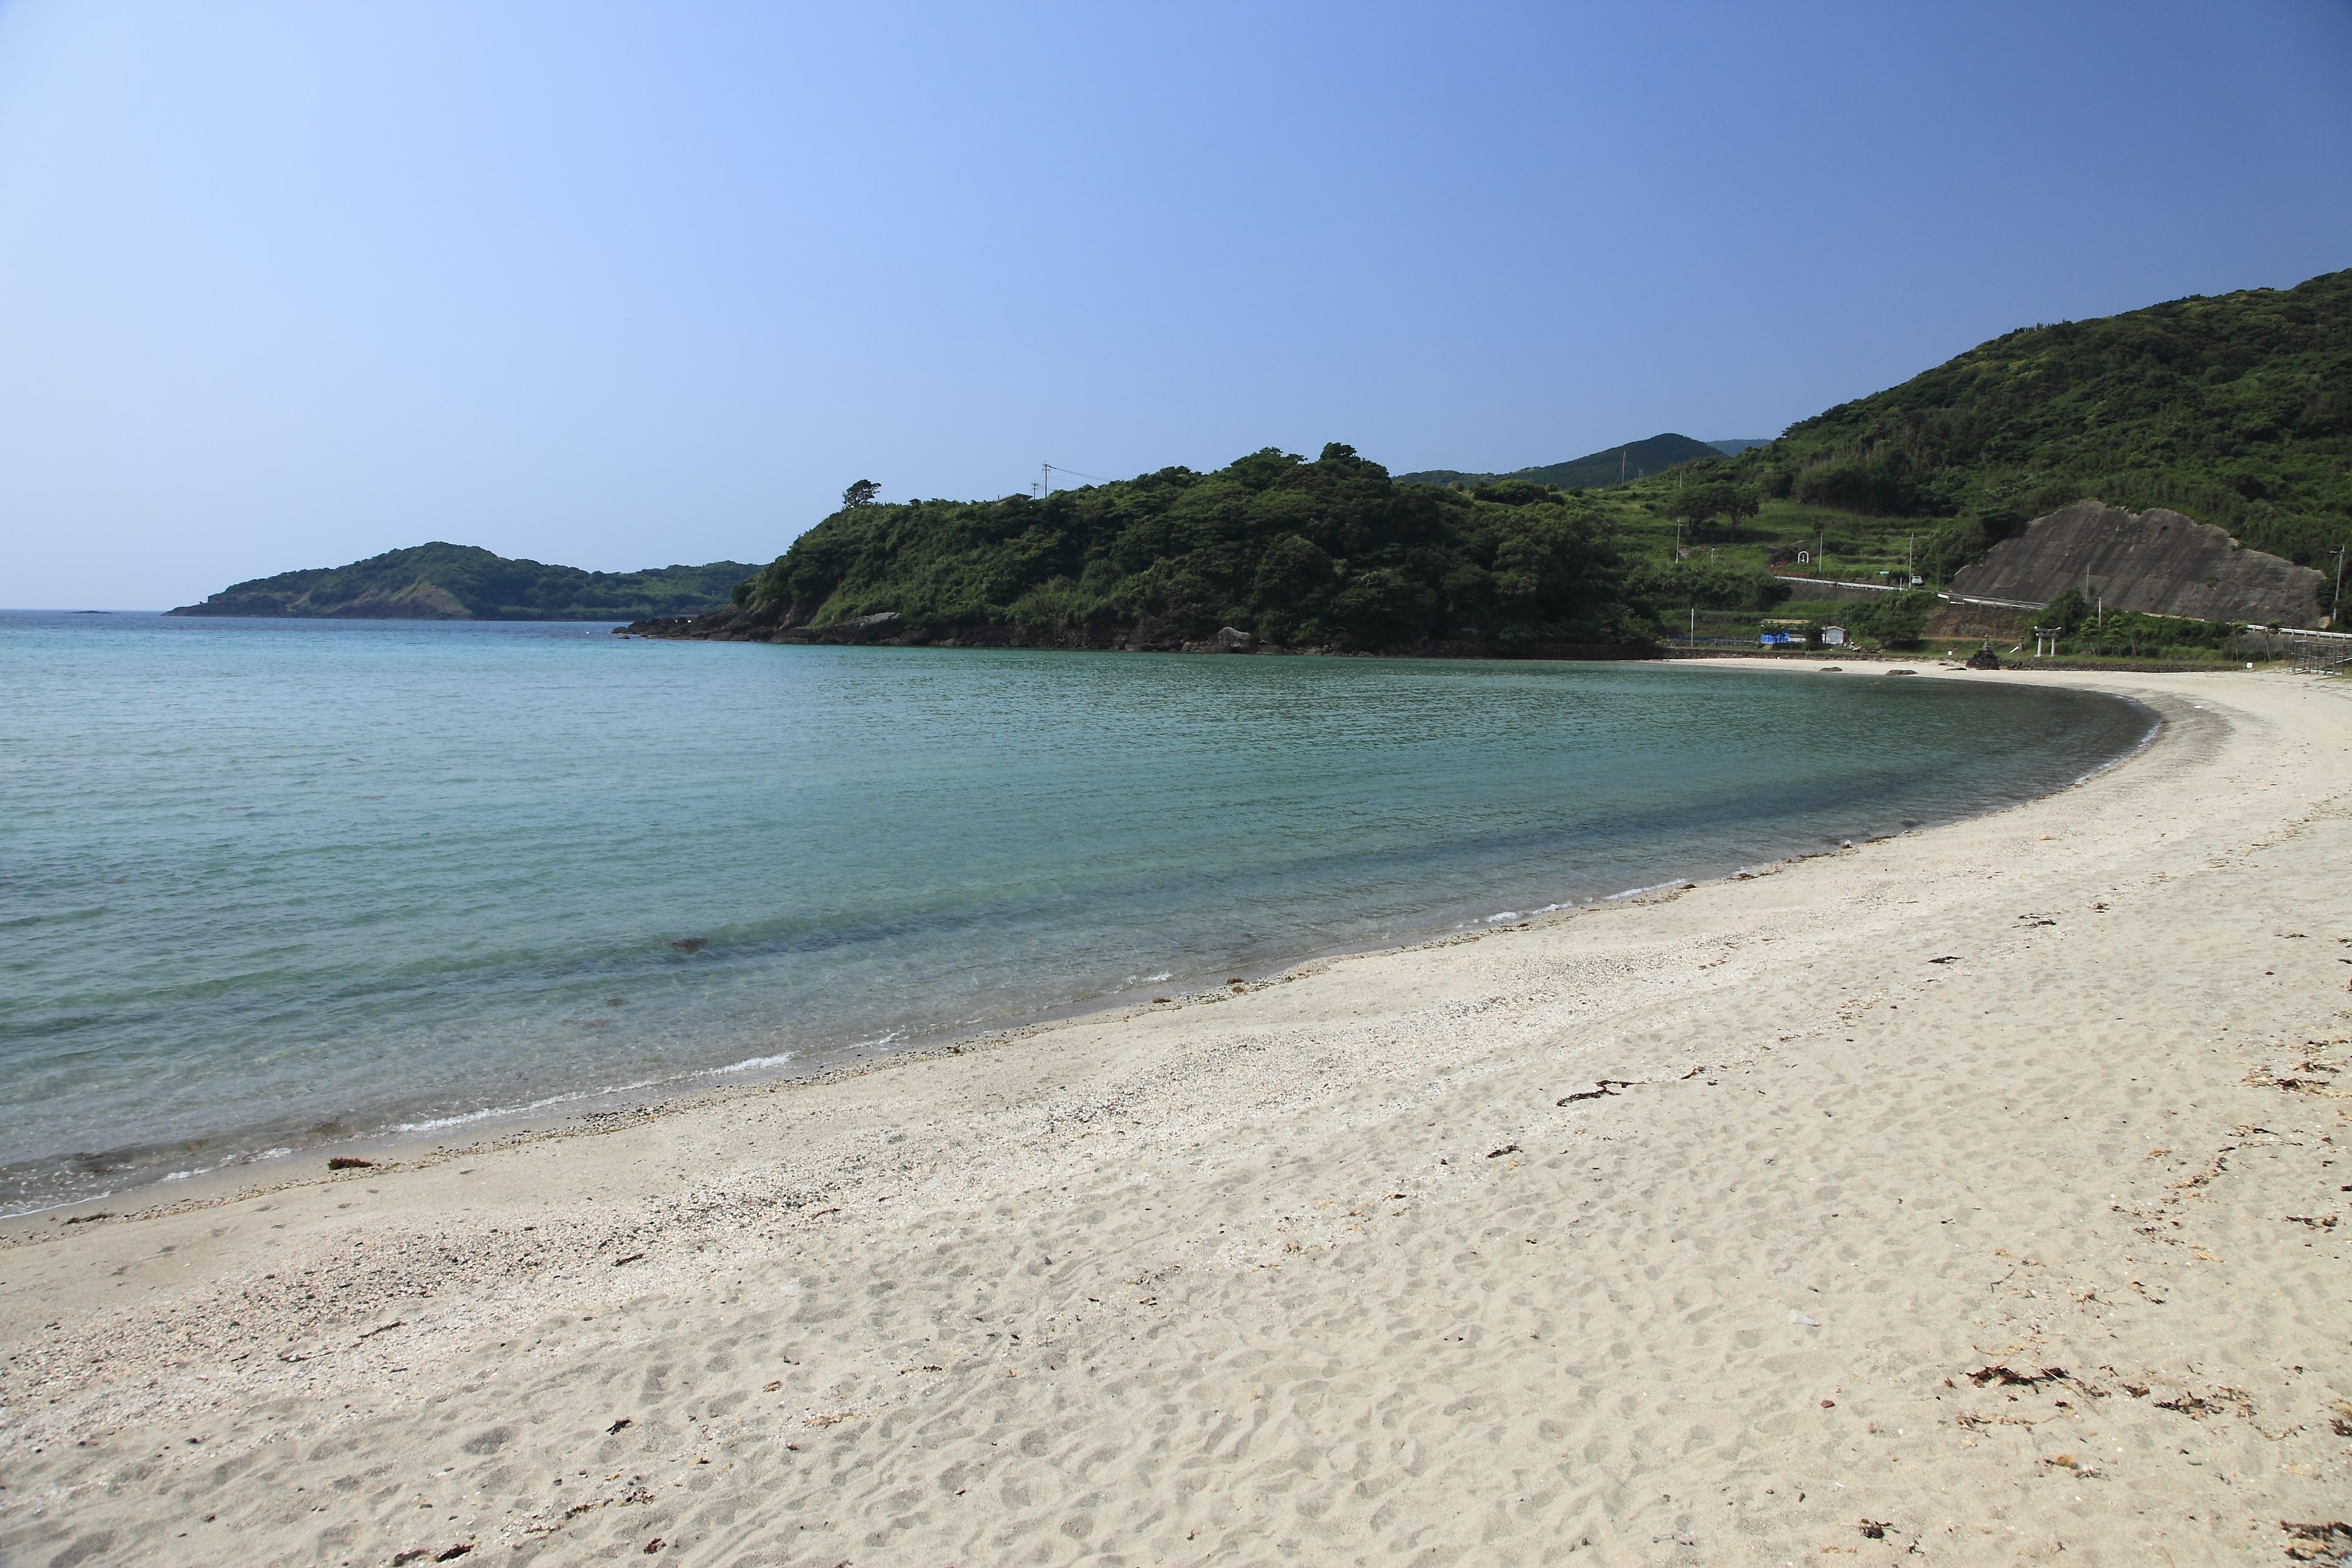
[4,2,2348,609]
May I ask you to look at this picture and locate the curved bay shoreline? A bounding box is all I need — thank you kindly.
[1,647,2142,1219]
[4,662,2349,1566]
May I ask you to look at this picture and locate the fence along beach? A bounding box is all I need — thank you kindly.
[3,662,2349,1566]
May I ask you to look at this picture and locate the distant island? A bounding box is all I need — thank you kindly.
[167,543,755,621]
[1399,433,1734,491]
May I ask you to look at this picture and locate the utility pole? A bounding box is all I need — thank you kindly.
[2334,543,2347,628]
[1040,462,1051,499]
[1620,448,1627,486]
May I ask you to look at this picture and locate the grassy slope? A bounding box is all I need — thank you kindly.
[169,543,755,620]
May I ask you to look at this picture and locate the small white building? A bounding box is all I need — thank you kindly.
[1821,626,1848,646]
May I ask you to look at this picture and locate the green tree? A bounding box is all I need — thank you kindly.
[1672,481,1761,542]
[2038,585,2089,635]
[1837,587,1940,649]
[1622,559,1791,614]
[1469,478,1554,507]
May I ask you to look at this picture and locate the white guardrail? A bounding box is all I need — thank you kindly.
[1773,576,2349,638]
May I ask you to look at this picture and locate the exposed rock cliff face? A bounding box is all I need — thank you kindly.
[1946,502,2327,626]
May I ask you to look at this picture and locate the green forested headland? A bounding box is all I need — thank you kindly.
[1707,267,2352,598]
[169,543,754,621]
[1399,433,1728,492]
[729,447,1665,651]
[699,267,2352,655]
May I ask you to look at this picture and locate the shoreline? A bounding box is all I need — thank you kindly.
[2,657,2159,1228]
[6,663,2348,1566]
[0,866,1801,1232]
[619,602,2320,671]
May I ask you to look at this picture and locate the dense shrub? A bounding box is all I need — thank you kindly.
[732,444,1661,650]
[2038,587,2241,655]
[1622,560,1794,613]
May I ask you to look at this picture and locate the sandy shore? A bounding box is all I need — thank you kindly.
[5,662,2349,1567]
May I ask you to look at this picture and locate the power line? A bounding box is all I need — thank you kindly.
[1036,462,1115,499]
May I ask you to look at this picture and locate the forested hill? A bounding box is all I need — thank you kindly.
[1716,267,2352,578]
[1399,433,1726,491]
[724,445,1660,651]
[168,543,754,620]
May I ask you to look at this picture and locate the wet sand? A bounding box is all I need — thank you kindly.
[4,662,2348,1567]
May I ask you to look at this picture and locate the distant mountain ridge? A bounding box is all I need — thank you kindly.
[1397,433,1731,491]
[168,543,754,621]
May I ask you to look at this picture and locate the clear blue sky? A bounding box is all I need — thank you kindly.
[4,1,2348,609]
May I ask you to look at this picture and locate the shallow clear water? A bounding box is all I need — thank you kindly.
[0,611,2152,1212]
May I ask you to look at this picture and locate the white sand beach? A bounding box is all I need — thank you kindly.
[4,662,2348,1567]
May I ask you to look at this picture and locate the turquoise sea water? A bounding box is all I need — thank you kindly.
[1,611,2153,1213]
